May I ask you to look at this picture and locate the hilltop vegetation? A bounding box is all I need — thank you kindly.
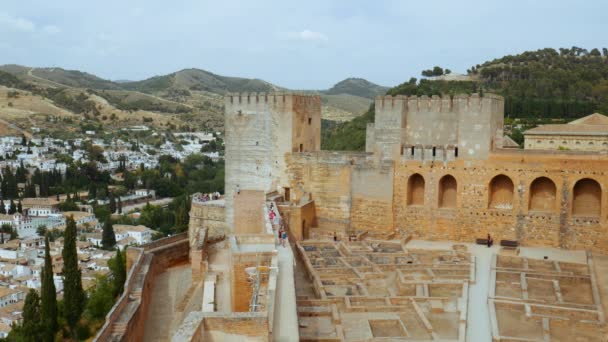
[322,46,608,151]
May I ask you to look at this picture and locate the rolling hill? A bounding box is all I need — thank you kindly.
[0,65,389,134]
[324,77,389,99]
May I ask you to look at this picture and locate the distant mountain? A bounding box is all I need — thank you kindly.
[0,64,390,134]
[324,78,389,99]
[121,68,283,94]
[0,65,122,90]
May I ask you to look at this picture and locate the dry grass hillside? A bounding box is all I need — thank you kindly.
[0,65,390,135]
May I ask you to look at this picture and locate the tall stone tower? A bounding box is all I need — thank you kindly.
[224,93,321,230]
[366,93,504,160]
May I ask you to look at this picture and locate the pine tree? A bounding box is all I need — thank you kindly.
[62,215,84,339]
[8,199,16,214]
[17,199,22,214]
[41,234,58,341]
[109,193,116,214]
[101,219,116,250]
[0,199,5,214]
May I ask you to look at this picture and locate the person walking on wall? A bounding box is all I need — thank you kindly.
[281,228,287,247]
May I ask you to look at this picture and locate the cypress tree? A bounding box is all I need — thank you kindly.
[14,289,43,341]
[0,199,5,214]
[41,234,58,341]
[101,219,116,250]
[5,168,17,199]
[109,193,116,213]
[110,247,127,297]
[8,199,16,214]
[17,199,22,214]
[117,197,123,214]
[62,215,84,338]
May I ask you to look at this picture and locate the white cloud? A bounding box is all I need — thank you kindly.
[284,29,328,43]
[42,25,61,35]
[0,12,35,32]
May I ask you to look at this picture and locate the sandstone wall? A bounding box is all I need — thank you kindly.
[189,201,226,242]
[95,234,190,342]
[287,148,608,253]
[286,152,370,231]
[395,151,608,251]
[233,190,265,234]
[350,162,394,233]
[278,200,316,241]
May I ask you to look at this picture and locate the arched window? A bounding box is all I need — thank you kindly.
[407,174,425,206]
[489,175,514,209]
[573,178,601,217]
[438,175,457,208]
[529,177,556,212]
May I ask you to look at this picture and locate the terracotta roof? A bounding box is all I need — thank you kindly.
[114,224,151,233]
[569,113,608,125]
[524,113,608,136]
[21,197,60,207]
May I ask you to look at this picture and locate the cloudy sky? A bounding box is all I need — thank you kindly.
[0,0,606,89]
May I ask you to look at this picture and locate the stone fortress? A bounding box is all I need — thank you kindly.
[97,92,608,341]
[224,92,608,252]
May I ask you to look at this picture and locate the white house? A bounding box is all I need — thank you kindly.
[114,225,154,245]
[0,287,23,308]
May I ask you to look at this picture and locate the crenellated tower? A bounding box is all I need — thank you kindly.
[223,93,321,229]
[366,93,504,160]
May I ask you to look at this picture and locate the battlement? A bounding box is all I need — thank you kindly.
[225,92,321,106]
[375,93,503,113]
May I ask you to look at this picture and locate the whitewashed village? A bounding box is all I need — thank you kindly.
[0,130,223,337]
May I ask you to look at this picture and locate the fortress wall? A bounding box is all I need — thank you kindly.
[369,94,504,160]
[286,152,368,231]
[224,93,320,230]
[456,94,504,159]
[189,201,226,242]
[365,123,375,153]
[285,149,608,253]
[94,234,190,342]
[393,153,608,252]
[404,95,458,146]
[233,190,265,234]
[350,164,394,233]
[292,95,321,153]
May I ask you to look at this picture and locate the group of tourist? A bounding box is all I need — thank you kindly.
[269,203,287,247]
[193,192,222,203]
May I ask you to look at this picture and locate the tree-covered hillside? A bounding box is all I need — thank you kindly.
[322,47,608,151]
